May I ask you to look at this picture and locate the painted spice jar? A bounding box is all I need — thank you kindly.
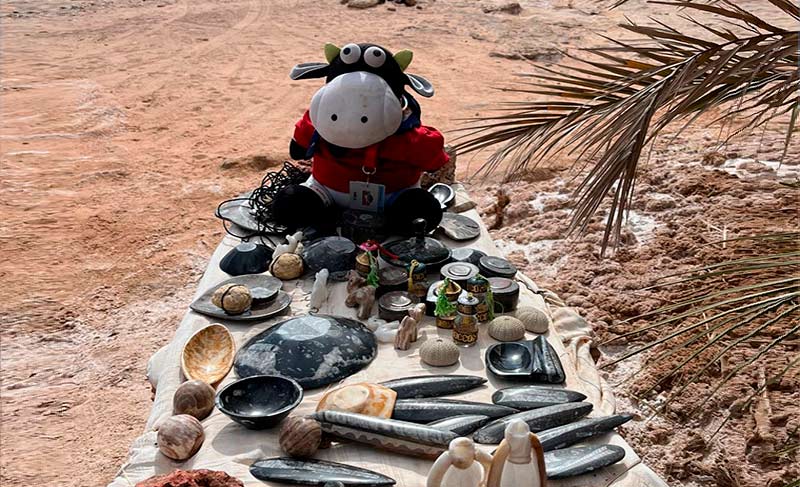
[465,275,491,323]
[407,260,429,300]
[453,293,479,347]
[434,278,461,329]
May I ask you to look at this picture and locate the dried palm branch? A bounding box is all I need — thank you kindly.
[455,0,799,253]
[602,232,800,433]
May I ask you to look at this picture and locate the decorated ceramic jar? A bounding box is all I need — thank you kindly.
[453,293,479,347]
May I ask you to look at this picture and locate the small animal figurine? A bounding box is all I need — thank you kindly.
[486,419,547,487]
[375,320,400,343]
[394,303,424,350]
[274,230,305,258]
[309,269,330,311]
[427,437,493,487]
[347,269,368,293]
[346,283,376,320]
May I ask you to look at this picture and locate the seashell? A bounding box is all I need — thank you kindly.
[211,283,252,315]
[173,380,216,420]
[279,416,322,458]
[270,253,304,280]
[157,414,205,461]
[181,324,234,386]
[317,383,397,419]
[516,306,550,334]
[488,316,526,342]
[420,338,460,367]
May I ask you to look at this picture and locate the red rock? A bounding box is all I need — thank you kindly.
[135,469,244,487]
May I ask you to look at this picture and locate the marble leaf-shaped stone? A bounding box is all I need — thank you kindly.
[428,415,491,436]
[492,385,587,410]
[381,375,487,399]
[537,414,633,451]
[473,402,593,444]
[392,398,517,423]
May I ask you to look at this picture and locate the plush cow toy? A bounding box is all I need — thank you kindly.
[273,42,449,235]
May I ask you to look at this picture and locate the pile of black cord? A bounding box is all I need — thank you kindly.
[216,161,309,241]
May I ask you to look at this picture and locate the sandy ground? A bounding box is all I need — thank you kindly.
[1,0,796,486]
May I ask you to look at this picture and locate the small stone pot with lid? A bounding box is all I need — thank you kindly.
[478,256,518,279]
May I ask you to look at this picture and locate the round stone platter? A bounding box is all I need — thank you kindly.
[438,212,480,241]
[190,274,290,322]
[234,315,378,389]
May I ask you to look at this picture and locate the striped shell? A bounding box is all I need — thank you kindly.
[488,316,526,342]
[211,283,252,314]
[157,414,205,461]
[516,306,550,334]
[420,338,460,367]
[279,416,322,458]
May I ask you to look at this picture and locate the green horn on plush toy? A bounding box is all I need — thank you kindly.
[324,43,413,71]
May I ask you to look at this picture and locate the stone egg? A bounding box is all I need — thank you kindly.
[279,416,322,458]
[157,414,205,461]
[271,253,304,280]
[173,380,216,420]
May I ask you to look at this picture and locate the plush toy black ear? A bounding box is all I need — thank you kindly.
[406,73,434,97]
[290,62,329,80]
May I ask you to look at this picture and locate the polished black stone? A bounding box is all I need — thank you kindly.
[544,444,626,479]
[340,210,387,245]
[219,242,274,276]
[234,315,377,389]
[492,385,587,410]
[381,375,487,399]
[302,237,357,276]
[428,415,491,436]
[391,398,517,423]
[438,212,480,241]
[449,247,486,266]
[479,255,518,278]
[251,458,396,486]
[485,336,566,383]
[473,402,593,444]
[537,414,633,451]
[215,375,302,430]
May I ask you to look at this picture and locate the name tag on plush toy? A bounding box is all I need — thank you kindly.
[349,181,385,212]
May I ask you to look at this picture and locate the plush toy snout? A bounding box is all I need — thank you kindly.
[309,71,403,149]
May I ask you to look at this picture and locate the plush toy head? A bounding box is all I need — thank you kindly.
[290,43,434,149]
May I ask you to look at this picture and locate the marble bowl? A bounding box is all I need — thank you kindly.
[181,324,235,386]
[219,242,273,276]
[215,375,303,429]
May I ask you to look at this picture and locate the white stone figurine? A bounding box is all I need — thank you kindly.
[486,419,547,487]
[309,269,329,311]
[274,230,304,258]
[427,437,493,487]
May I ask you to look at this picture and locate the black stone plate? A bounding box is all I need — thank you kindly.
[234,315,377,389]
[190,275,288,322]
[438,212,480,241]
[251,457,396,486]
[216,193,262,234]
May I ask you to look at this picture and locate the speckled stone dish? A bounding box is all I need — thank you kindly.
[234,315,377,389]
[215,375,303,430]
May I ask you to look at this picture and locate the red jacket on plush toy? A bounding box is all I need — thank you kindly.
[273,42,449,235]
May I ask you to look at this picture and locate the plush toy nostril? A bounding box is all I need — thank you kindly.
[361,116,368,123]
[331,114,338,121]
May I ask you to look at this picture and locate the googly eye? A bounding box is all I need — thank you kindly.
[364,47,386,68]
[340,43,361,64]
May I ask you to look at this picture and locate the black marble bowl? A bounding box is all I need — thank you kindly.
[219,242,274,276]
[215,375,303,430]
[485,337,566,384]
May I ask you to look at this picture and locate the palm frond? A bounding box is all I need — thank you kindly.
[602,232,800,431]
[455,1,799,253]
